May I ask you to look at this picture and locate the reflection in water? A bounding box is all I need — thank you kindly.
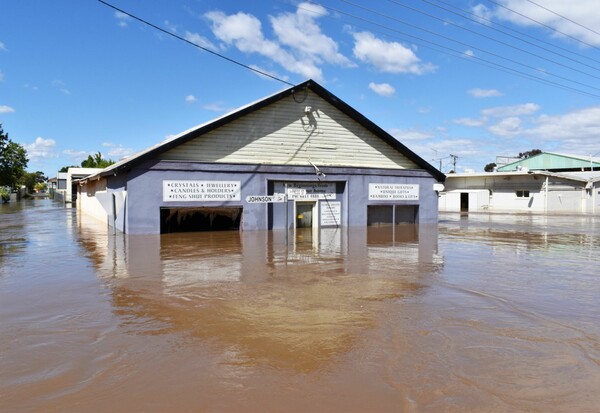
[91,223,441,373]
[2,201,600,412]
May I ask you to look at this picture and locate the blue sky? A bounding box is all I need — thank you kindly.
[2,0,600,177]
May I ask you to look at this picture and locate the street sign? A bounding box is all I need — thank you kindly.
[245,194,286,203]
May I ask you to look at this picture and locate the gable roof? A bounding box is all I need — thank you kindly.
[497,152,600,172]
[84,79,445,182]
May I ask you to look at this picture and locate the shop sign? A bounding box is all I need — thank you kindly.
[321,201,341,226]
[163,180,241,202]
[368,183,419,200]
[286,182,336,200]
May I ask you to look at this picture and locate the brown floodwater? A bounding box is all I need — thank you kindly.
[1,199,600,412]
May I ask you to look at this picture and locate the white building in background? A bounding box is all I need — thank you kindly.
[54,167,103,204]
[439,153,600,215]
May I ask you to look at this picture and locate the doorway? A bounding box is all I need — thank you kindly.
[295,202,315,228]
[160,207,242,234]
[460,193,469,212]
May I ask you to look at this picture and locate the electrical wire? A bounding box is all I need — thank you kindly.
[96,0,294,86]
[484,0,600,50]
[99,0,600,99]
[300,1,600,99]
[522,0,600,37]
[421,0,600,69]
[368,0,600,80]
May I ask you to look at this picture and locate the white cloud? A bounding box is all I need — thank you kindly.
[463,50,475,58]
[202,102,229,112]
[390,128,434,141]
[25,137,58,160]
[352,31,435,74]
[270,2,353,67]
[205,10,323,80]
[478,105,600,155]
[115,11,131,27]
[0,41,6,51]
[164,20,178,34]
[481,103,540,117]
[0,69,4,82]
[368,82,395,97]
[52,79,71,95]
[248,64,290,82]
[471,4,493,23]
[184,31,216,50]
[185,95,198,103]
[102,142,135,159]
[526,106,600,142]
[490,0,600,46]
[432,139,479,155]
[453,117,486,127]
[488,116,523,137]
[468,88,503,98]
[63,149,89,161]
[0,105,15,114]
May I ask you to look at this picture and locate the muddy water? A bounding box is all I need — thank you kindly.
[1,199,600,412]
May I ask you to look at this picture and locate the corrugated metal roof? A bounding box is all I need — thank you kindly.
[497,152,600,172]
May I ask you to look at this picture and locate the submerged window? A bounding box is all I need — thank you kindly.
[160,207,242,234]
[367,205,418,226]
[516,190,530,198]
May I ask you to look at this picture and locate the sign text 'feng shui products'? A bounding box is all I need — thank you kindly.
[163,180,241,202]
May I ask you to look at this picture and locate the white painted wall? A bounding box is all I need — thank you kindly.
[439,172,592,214]
[78,178,110,224]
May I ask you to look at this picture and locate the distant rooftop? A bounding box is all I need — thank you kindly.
[496,152,600,172]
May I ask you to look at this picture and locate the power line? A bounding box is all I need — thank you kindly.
[317,0,600,94]
[301,1,600,99]
[96,0,294,86]
[421,0,600,70]
[522,0,600,38]
[373,0,600,80]
[484,0,600,50]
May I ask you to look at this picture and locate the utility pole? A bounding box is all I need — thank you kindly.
[450,154,458,172]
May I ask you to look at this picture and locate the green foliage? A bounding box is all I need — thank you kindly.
[518,149,542,159]
[0,124,29,189]
[484,162,497,172]
[0,186,10,203]
[19,171,47,193]
[80,152,115,169]
[34,182,48,192]
[59,165,77,173]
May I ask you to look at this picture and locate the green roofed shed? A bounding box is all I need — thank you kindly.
[497,152,600,172]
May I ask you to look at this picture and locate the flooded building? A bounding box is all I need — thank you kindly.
[77,79,444,234]
[54,167,103,204]
[440,152,600,214]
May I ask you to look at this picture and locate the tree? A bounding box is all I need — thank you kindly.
[518,149,542,159]
[80,151,115,168]
[19,171,47,193]
[59,165,78,172]
[484,162,497,172]
[34,182,47,193]
[0,124,28,189]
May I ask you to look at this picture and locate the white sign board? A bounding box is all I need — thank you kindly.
[286,188,307,198]
[287,182,336,200]
[163,180,241,202]
[245,194,286,203]
[321,201,341,226]
[368,183,419,201]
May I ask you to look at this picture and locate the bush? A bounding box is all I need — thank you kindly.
[0,186,10,203]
